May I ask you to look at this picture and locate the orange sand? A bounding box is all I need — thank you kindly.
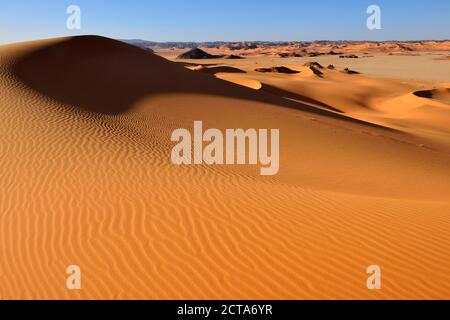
[0,36,449,299]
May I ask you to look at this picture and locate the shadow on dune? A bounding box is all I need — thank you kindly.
[413,90,433,99]
[175,61,218,68]
[13,35,394,131]
[199,66,247,75]
[261,84,343,113]
[413,89,450,105]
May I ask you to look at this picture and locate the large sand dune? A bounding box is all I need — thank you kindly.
[0,36,449,299]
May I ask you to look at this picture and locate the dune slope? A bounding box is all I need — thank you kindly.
[0,36,449,299]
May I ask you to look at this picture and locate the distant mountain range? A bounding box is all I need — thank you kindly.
[122,39,450,49]
[121,39,450,57]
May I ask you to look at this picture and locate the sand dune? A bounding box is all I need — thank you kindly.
[1,36,450,299]
[214,74,262,90]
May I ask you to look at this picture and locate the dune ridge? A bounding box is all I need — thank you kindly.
[0,36,450,299]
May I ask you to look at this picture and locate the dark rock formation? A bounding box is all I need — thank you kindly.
[303,61,324,69]
[343,68,360,74]
[340,54,359,59]
[177,48,218,59]
[255,66,300,74]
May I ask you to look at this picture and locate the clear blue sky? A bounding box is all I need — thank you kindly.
[1,0,449,44]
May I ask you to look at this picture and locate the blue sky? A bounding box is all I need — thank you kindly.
[1,0,449,44]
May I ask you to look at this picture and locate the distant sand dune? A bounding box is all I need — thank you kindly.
[215,74,262,90]
[1,36,450,299]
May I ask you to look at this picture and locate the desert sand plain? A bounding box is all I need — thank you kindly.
[0,36,449,299]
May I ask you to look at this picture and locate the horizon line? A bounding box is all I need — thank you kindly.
[122,38,450,44]
[2,35,450,46]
